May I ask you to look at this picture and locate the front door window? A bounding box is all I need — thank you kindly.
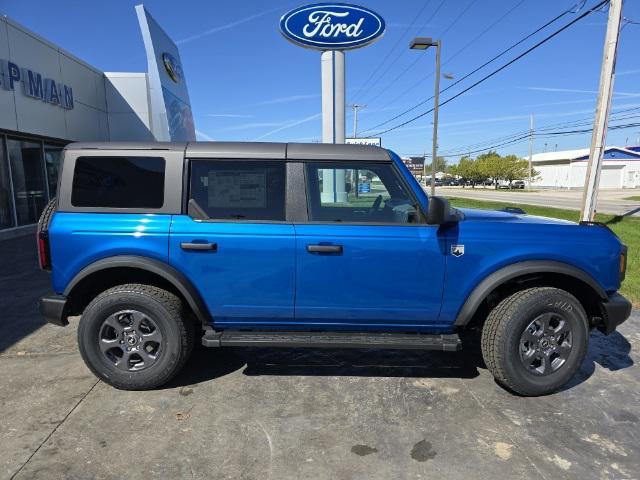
[306,163,421,224]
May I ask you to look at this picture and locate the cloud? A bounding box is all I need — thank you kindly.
[257,94,320,106]
[202,113,254,118]
[221,122,286,132]
[617,68,640,77]
[253,113,322,141]
[176,5,284,45]
[439,114,531,128]
[195,129,214,141]
[524,99,596,108]
[526,87,640,97]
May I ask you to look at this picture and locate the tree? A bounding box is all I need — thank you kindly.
[502,155,540,185]
[452,156,484,187]
[426,155,447,175]
[476,151,503,188]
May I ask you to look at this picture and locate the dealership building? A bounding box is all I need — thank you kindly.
[531,146,640,190]
[0,6,195,238]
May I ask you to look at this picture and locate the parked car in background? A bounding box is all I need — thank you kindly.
[511,180,526,189]
[38,142,631,396]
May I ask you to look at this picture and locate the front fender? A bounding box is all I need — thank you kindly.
[453,260,607,326]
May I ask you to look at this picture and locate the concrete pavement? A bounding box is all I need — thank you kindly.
[1,236,639,479]
[437,187,640,217]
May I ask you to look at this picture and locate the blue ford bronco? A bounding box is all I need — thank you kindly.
[37,142,631,395]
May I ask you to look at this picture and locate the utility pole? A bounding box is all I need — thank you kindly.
[580,0,623,222]
[349,104,366,138]
[528,114,534,190]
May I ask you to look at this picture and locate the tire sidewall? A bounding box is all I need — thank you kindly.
[78,290,182,388]
[500,290,588,395]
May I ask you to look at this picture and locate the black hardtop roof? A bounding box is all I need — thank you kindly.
[65,141,391,162]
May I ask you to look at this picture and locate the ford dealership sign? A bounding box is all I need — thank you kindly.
[280,3,385,50]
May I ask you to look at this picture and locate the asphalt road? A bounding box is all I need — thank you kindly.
[1,236,639,479]
[437,187,640,217]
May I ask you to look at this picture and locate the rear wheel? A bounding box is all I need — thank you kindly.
[78,284,194,390]
[481,287,588,396]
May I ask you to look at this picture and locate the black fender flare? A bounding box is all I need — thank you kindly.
[453,260,607,326]
[64,255,212,326]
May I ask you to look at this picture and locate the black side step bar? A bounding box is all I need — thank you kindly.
[202,330,461,351]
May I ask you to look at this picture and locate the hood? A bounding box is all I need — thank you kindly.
[458,207,576,226]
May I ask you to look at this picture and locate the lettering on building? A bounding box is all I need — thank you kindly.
[0,59,74,110]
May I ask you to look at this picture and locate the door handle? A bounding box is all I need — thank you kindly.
[306,244,343,254]
[180,242,217,251]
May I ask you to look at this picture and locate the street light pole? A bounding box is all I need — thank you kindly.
[431,40,441,198]
[410,37,441,197]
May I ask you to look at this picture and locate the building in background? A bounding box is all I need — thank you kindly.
[0,6,194,237]
[532,146,640,190]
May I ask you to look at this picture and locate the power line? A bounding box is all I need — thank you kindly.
[438,107,640,155]
[372,0,528,113]
[350,0,435,104]
[421,118,640,158]
[360,0,592,135]
[359,0,478,106]
[436,107,640,156]
[368,0,611,137]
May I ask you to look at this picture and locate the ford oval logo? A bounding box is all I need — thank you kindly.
[280,3,385,50]
[162,52,183,83]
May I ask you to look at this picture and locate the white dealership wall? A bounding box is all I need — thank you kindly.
[0,15,113,141]
[531,147,640,189]
[104,73,154,142]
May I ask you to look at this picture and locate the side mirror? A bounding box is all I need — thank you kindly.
[427,196,454,225]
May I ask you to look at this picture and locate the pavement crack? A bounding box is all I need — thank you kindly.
[459,379,551,480]
[10,379,100,479]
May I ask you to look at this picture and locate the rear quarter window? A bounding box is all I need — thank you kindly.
[71,156,165,208]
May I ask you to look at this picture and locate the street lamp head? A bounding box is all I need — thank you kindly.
[410,37,436,50]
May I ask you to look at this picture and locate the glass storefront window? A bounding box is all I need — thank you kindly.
[44,143,64,197]
[0,137,16,229]
[7,138,47,226]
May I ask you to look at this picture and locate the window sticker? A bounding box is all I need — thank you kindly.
[208,170,267,209]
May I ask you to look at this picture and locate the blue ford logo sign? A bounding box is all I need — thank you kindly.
[280,3,385,50]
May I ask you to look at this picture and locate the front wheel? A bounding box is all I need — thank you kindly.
[481,287,588,396]
[78,284,194,390]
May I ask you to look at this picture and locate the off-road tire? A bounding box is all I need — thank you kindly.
[481,287,588,396]
[78,284,194,390]
[37,197,56,234]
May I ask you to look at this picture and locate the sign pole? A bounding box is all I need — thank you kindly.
[580,0,622,222]
[321,50,345,144]
[321,50,346,202]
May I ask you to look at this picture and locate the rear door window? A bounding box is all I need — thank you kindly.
[71,156,165,208]
[188,160,286,221]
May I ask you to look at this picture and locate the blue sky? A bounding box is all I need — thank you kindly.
[2,0,639,160]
